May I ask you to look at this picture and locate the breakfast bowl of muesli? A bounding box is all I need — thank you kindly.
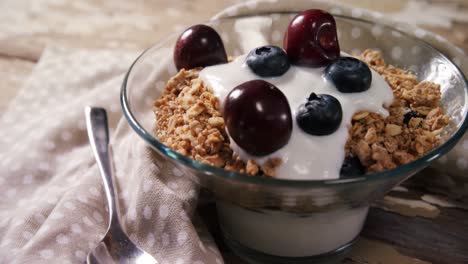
[121,5,467,263]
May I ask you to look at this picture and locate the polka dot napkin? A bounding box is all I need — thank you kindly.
[0,47,223,263]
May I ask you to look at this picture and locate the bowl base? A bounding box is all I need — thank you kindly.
[222,228,357,264]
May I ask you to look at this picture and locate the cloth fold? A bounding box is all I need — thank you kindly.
[0,47,222,264]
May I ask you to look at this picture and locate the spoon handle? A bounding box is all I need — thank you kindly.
[85,106,121,228]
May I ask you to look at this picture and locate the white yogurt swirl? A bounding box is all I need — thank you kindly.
[199,54,393,180]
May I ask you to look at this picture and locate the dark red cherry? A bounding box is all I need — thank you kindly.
[283,9,340,67]
[224,80,292,156]
[174,25,228,71]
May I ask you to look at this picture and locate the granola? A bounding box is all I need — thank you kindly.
[346,49,449,172]
[153,68,281,176]
[153,49,448,176]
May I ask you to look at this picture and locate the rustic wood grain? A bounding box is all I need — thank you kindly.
[363,206,468,264]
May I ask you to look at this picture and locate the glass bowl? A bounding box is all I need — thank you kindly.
[121,11,468,264]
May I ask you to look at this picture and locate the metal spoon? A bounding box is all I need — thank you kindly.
[85,106,158,264]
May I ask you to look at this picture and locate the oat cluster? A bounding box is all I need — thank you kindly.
[348,49,448,172]
[153,49,448,176]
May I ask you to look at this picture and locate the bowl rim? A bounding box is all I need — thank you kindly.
[120,13,468,189]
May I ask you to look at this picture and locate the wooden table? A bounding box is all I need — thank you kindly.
[0,0,466,263]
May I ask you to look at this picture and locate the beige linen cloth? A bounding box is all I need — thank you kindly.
[0,47,223,264]
[0,1,467,264]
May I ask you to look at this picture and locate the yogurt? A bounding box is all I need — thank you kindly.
[199,54,394,180]
[217,201,368,257]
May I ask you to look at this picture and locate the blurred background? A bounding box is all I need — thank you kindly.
[0,0,466,111]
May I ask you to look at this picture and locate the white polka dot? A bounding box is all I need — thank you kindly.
[89,187,100,197]
[77,194,88,204]
[188,189,197,199]
[271,30,282,42]
[22,174,33,184]
[128,207,137,221]
[60,131,72,141]
[75,250,86,261]
[50,211,64,220]
[64,201,76,210]
[371,25,383,37]
[194,261,204,264]
[168,182,178,190]
[41,225,50,233]
[56,233,70,244]
[411,46,421,55]
[82,216,93,226]
[22,231,33,240]
[147,233,156,247]
[72,223,82,234]
[39,249,54,259]
[93,211,104,223]
[129,233,138,244]
[177,230,188,245]
[17,199,27,206]
[351,27,361,39]
[35,213,46,223]
[38,162,50,171]
[351,8,363,18]
[391,46,403,60]
[215,258,222,264]
[162,233,170,247]
[180,211,189,222]
[159,205,169,219]
[330,7,342,15]
[143,206,152,220]
[143,180,152,193]
[415,28,427,38]
[456,158,467,170]
[44,140,56,151]
[6,188,17,198]
[172,167,183,176]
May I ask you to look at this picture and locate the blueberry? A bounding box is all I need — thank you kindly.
[246,45,290,77]
[296,93,342,135]
[403,110,420,125]
[340,156,365,177]
[325,57,372,93]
